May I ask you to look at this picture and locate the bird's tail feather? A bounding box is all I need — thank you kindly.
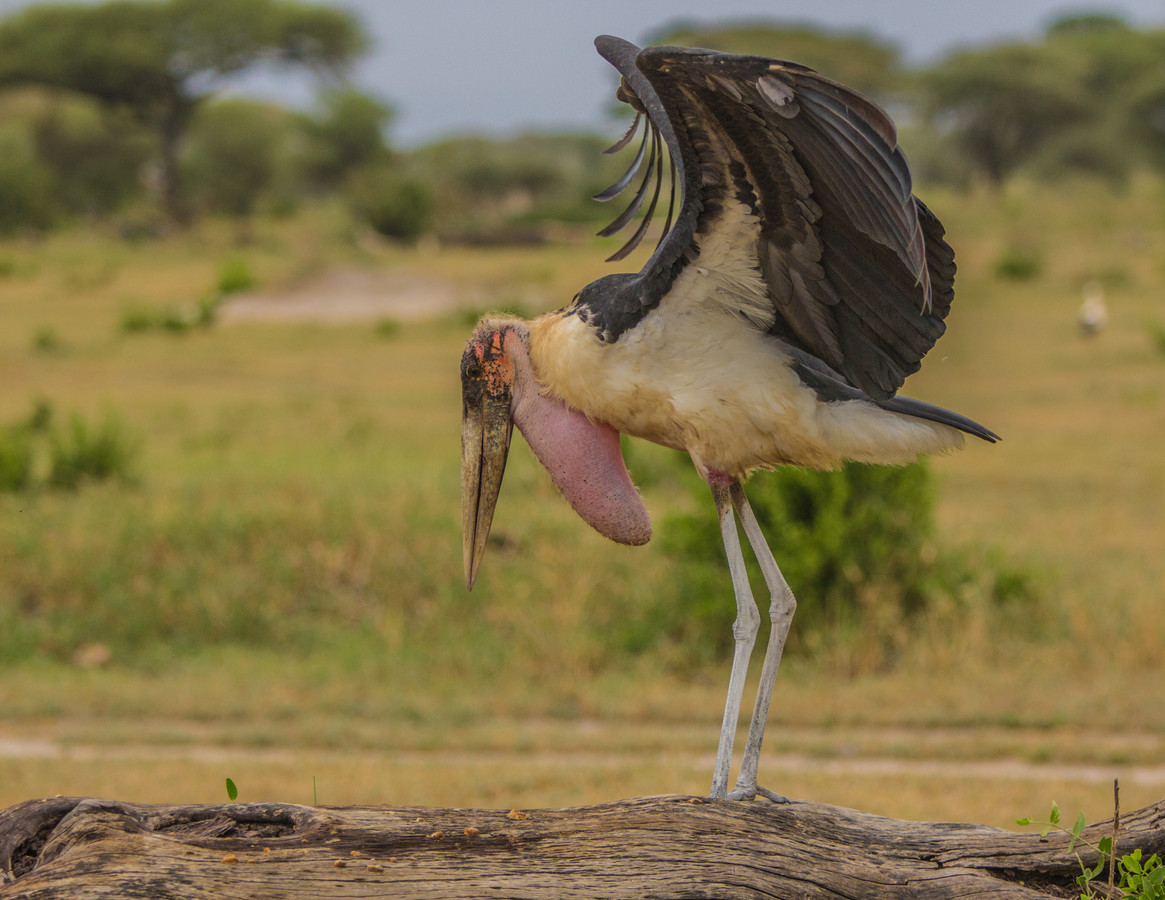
[877,395,999,443]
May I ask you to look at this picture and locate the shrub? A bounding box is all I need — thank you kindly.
[119,305,155,334]
[217,256,256,294]
[0,122,56,233]
[0,425,34,492]
[181,99,290,218]
[31,326,62,353]
[24,398,53,433]
[348,166,432,242]
[47,411,140,490]
[618,459,1031,667]
[994,246,1044,281]
[299,89,393,189]
[119,292,222,336]
[1148,322,1165,357]
[374,318,400,339]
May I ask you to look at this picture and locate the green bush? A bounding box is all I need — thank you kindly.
[1148,322,1165,357]
[119,292,222,336]
[619,459,1031,667]
[0,122,56,233]
[0,425,35,492]
[347,166,433,242]
[24,398,53,433]
[216,256,256,294]
[0,403,142,494]
[119,305,155,334]
[29,90,152,218]
[31,326,62,353]
[181,99,293,218]
[47,411,140,490]
[299,89,393,189]
[374,318,400,339]
[994,246,1044,281]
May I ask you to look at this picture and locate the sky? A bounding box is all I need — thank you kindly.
[1,0,1163,146]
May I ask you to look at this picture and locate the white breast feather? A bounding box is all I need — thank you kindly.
[532,198,964,479]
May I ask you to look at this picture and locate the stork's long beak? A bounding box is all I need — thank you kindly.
[460,334,515,590]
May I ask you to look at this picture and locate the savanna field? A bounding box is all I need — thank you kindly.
[1,177,1164,828]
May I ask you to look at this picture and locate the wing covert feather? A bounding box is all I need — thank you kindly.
[587,36,955,399]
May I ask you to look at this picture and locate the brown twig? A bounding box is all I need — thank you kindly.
[1107,777,1120,899]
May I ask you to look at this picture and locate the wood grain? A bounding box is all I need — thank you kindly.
[2,794,1163,898]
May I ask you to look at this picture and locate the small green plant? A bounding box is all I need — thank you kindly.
[225,777,239,801]
[158,307,194,334]
[1148,322,1165,358]
[374,317,400,339]
[120,293,222,336]
[31,326,62,353]
[1017,790,1165,899]
[47,411,141,490]
[348,166,433,243]
[120,305,156,334]
[24,398,53,433]
[217,256,256,294]
[1120,849,1165,899]
[0,425,35,493]
[196,292,223,327]
[994,246,1044,281]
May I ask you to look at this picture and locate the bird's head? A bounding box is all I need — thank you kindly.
[460,315,651,591]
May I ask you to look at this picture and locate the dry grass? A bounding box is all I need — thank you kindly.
[2,177,1164,825]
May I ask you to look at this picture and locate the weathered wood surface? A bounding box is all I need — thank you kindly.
[1,794,1162,898]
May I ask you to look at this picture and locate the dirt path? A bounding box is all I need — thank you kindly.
[220,268,482,324]
[3,732,1164,787]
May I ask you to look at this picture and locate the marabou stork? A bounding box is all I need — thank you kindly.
[460,36,998,802]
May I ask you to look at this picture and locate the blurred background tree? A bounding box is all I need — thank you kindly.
[0,0,367,225]
[299,88,394,191]
[917,13,1165,186]
[0,7,1163,238]
[180,98,298,219]
[917,41,1089,185]
[647,21,903,100]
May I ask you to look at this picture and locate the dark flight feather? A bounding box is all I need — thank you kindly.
[582,35,959,402]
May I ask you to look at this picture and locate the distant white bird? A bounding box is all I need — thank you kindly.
[460,36,997,802]
[1079,281,1107,337]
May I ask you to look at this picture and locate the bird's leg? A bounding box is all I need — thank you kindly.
[708,479,761,800]
[728,481,796,803]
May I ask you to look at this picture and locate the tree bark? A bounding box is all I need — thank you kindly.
[154,96,197,229]
[1,794,1162,898]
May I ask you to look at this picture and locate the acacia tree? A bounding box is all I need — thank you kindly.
[918,42,1088,185]
[919,14,1165,185]
[0,0,367,224]
[649,23,903,100]
[299,88,394,190]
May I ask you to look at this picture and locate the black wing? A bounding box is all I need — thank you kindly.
[579,35,956,402]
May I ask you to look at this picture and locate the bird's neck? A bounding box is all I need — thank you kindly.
[504,319,651,547]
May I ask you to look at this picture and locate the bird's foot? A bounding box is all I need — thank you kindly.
[726,783,789,803]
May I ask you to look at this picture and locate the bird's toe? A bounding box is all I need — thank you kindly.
[755,785,789,804]
[727,783,789,803]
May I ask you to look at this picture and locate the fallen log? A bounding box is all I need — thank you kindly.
[1,794,1162,898]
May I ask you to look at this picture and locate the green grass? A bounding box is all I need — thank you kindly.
[1,179,1165,820]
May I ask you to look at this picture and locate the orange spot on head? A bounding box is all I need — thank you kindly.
[476,330,514,393]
